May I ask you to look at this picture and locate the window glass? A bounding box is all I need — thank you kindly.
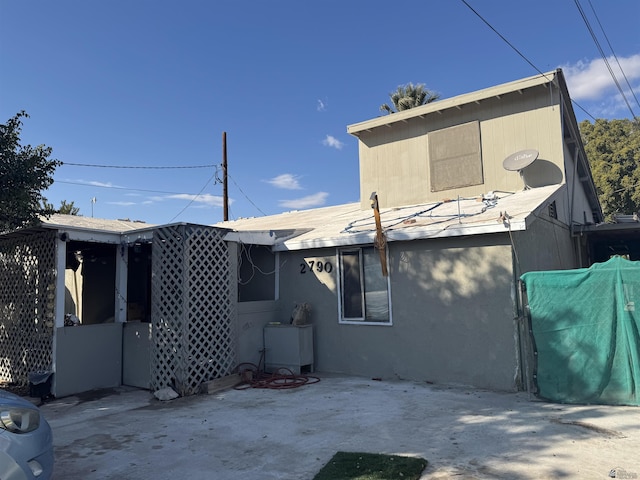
[341,250,363,318]
[362,248,389,321]
[339,247,390,323]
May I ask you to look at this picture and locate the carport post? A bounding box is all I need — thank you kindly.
[114,244,128,322]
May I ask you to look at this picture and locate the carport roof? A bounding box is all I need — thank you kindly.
[40,214,157,233]
[217,184,563,251]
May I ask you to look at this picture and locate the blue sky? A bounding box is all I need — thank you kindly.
[1,0,639,225]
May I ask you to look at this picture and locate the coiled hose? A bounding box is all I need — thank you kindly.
[234,362,320,390]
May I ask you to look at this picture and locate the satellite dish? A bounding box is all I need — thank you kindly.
[503,149,539,171]
[503,149,539,189]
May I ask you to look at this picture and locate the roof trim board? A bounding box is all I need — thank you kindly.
[347,70,558,136]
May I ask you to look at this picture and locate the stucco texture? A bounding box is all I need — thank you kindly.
[275,237,518,391]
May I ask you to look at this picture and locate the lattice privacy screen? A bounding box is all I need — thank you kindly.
[0,231,56,384]
[151,225,236,396]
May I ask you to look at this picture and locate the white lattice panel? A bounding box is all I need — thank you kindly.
[0,231,56,384]
[151,225,235,395]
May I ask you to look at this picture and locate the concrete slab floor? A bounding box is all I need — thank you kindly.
[41,374,640,479]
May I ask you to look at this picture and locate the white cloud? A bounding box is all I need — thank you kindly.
[562,54,640,116]
[265,173,303,190]
[317,99,327,111]
[322,134,344,150]
[166,193,226,207]
[279,192,328,210]
[107,201,136,206]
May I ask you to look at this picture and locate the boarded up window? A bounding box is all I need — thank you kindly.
[429,121,483,192]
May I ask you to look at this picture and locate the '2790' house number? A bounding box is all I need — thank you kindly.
[300,260,333,274]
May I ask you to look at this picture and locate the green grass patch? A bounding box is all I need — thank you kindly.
[313,451,428,480]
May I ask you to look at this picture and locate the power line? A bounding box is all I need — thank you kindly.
[459,0,598,121]
[459,0,547,78]
[586,0,640,113]
[61,162,215,169]
[167,173,217,223]
[227,173,266,216]
[56,180,215,196]
[574,0,637,119]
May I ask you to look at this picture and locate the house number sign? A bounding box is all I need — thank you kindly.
[300,260,333,274]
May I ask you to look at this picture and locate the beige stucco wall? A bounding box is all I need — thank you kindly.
[512,213,578,277]
[240,237,520,391]
[358,88,565,210]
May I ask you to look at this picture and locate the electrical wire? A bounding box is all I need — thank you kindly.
[56,180,211,196]
[586,0,640,113]
[573,0,638,119]
[459,0,597,122]
[459,0,546,78]
[61,162,215,169]
[227,173,266,216]
[167,173,217,223]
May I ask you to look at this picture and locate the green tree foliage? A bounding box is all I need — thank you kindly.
[43,199,80,215]
[380,83,440,114]
[58,200,80,215]
[580,118,640,221]
[0,111,61,232]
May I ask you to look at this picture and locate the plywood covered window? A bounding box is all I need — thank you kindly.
[338,247,391,325]
[429,120,483,192]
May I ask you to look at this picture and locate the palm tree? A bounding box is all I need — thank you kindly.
[380,83,440,114]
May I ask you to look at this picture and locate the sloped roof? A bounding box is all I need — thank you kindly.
[217,185,563,251]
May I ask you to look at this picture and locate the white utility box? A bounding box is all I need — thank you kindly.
[263,324,314,374]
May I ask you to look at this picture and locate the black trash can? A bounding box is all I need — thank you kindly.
[28,371,53,398]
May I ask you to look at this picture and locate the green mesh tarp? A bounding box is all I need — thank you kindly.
[521,256,640,405]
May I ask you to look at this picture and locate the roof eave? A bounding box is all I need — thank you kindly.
[273,220,526,252]
[347,70,558,136]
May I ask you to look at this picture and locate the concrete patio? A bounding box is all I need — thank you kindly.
[41,374,639,479]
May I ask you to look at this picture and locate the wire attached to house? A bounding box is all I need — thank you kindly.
[459,0,597,121]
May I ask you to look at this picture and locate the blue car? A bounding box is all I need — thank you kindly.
[0,389,54,480]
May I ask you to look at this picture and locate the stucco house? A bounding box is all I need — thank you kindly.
[220,69,603,392]
[0,69,610,397]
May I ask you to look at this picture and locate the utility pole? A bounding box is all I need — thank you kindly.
[222,132,229,221]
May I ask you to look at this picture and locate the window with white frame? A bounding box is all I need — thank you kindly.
[338,247,391,324]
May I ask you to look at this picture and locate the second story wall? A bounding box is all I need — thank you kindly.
[351,75,569,211]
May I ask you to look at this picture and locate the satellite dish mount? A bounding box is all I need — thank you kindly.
[502,149,539,189]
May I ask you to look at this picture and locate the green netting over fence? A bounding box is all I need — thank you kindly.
[521,256,640,405]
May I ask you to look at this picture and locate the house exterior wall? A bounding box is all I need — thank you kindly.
[357,87,565,210]
[562,141,597,225]
[270,237,518,391]
[237,300,280,366]
[512,213,578,277]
